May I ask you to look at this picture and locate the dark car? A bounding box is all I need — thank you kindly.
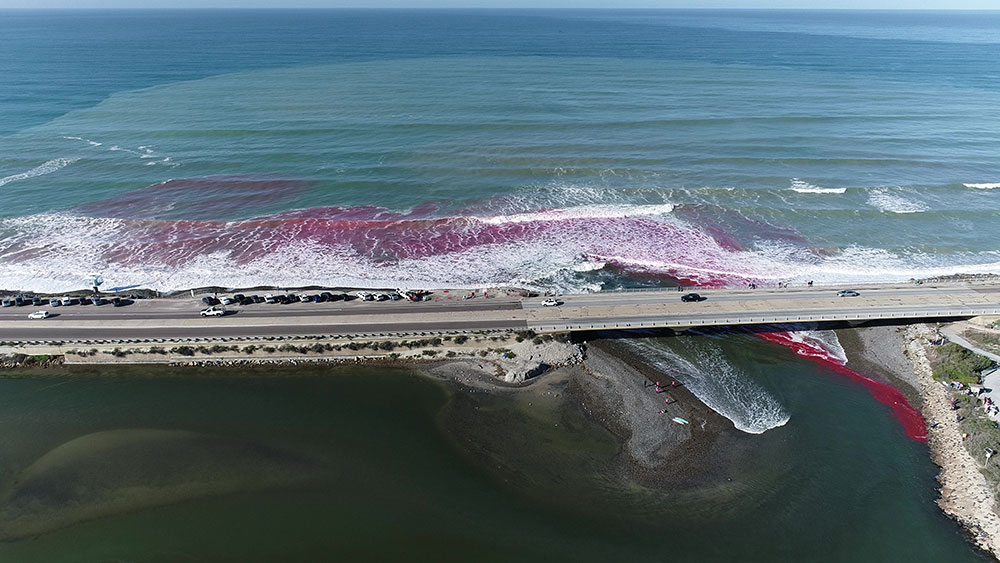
[250,295,264,303]
[201,296,219,306]
[681,293,705,303]
[13,296,26,306]
[233,293,246,304]
[91,296,105,305]
[111,297,123,307]
[31,297,42,306]
[320,292,335,302]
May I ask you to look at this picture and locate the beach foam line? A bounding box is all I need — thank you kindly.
[964,183,1000,190]
[0,158,79,188]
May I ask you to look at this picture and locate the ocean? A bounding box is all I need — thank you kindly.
[0,9,999,293]
[0,9,998,560]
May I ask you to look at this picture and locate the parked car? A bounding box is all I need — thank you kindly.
[220,296,235,305]
[200,306,226,317]
[320,292,336,302]
[13,296,26,306]
[27,310,50,319]
[201,296,219,306]
[681,293,706,302]
[31,297,42,306]
[836,290,860,297]
[0,299,12,307]
[233,293,246,304]
[250,295,264,303]
[111,297,123,307]
[298,294,312,303]
[49,298,61,307]
[91,296,105,306]
[541,298,561,307]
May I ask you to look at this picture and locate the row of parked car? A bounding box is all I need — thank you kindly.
[2,295,126,308]
[200,290,425,308]
[201,291,352,307]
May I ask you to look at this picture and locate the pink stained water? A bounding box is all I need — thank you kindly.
[756,330,927,442]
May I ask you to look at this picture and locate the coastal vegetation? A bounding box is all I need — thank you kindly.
[931,343,994,385]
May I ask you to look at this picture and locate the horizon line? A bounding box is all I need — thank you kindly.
[1,7,1000,11]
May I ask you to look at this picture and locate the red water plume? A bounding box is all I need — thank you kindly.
[756,331,927,442]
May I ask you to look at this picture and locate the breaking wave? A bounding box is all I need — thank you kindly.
[0,158,78,188]
[789,178,846,194]
[866,188,928,214]
[625,339,790,434]
[964,182,1000,189]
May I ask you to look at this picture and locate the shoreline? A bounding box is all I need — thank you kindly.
[839,322,1000,559]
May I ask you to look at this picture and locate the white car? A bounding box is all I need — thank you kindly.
[220,297,235,305]
[200,306,226,317]
[60,296,73,306]
[541,298,560,307]
[27,310,50,320]
[836,289,860,297]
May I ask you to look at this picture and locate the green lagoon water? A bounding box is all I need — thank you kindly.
[0,345,987,562]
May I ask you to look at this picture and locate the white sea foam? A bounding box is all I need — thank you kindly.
[789,178,846,194]
[479,203,675,225]
[773,328,848,364]
[62,136,102,147]
[0,158,79,188]
[626,339,790,434]
[964,183,1000,190]
[866,188,928,214]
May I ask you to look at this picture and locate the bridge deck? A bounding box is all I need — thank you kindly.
[0,283,998,342]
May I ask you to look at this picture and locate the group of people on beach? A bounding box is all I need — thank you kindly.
[647,379,681,414]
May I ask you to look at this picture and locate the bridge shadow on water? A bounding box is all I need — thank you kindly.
[568,316,971,344]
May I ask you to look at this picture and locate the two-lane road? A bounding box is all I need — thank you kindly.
[1,283,999,342]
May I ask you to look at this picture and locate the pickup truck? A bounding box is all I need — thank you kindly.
[200,306,226,317]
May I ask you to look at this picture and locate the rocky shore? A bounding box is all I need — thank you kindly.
[904,323,1000,559]
[838,322,1000,559]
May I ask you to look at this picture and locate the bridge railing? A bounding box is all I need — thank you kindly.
[528,307,1000,333]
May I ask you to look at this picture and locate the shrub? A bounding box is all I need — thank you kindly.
[453,335,469,345]
[242,345,258,354]
[933,343,994,385]
[172,346,195,356]
[378,341,395,351]
[445,350,456,358]
[263,346,276,353]
[111,348,126,358]
[422,350,438,357]
[148,346,166,355]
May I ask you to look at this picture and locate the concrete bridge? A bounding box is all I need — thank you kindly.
[0,281,998,343]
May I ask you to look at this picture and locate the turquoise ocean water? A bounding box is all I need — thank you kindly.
[0,10,998,561]
[0,10,998,292]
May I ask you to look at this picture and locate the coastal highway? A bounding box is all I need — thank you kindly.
[1,283,999,342]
